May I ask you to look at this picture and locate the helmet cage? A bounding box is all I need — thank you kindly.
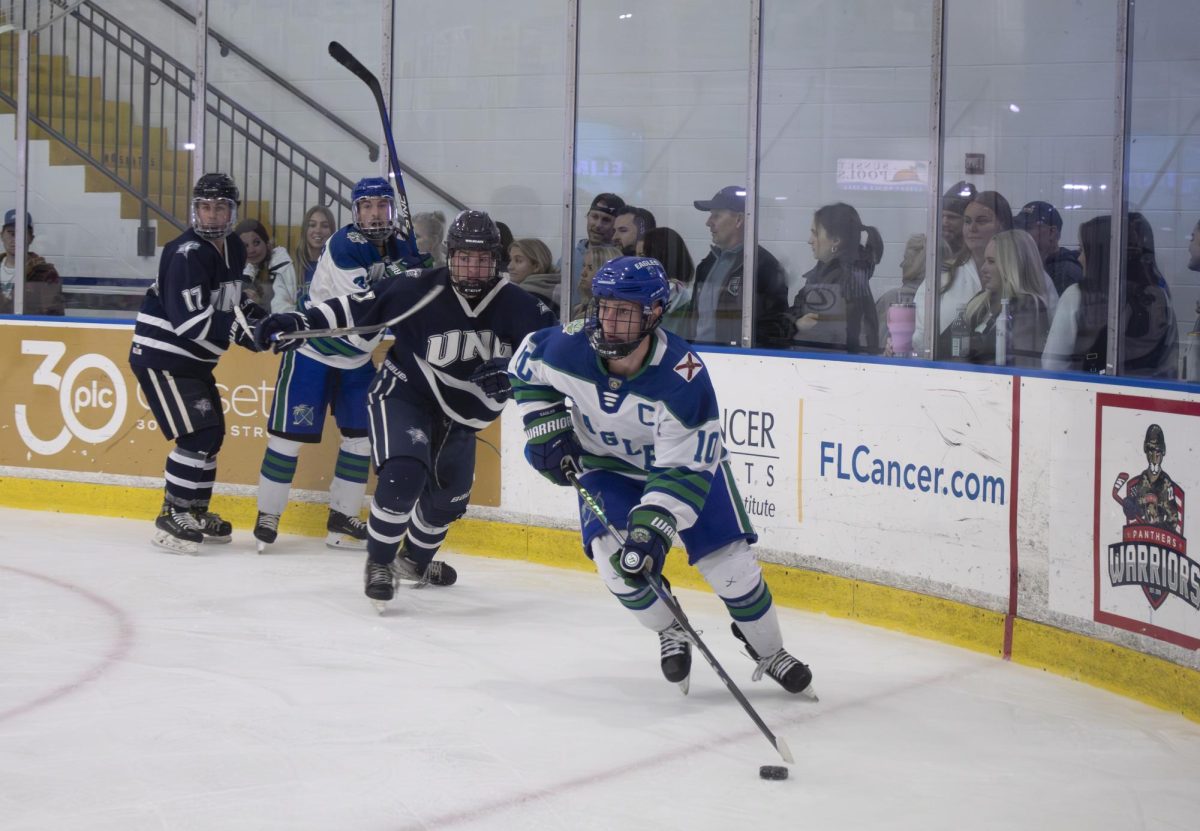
[584,296,662,359]
[191,197,238,240]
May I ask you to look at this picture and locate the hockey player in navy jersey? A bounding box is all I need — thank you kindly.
[129,173,266,554]
[251,177,428,552]
[509,256,814,696]
[255,210,558,604]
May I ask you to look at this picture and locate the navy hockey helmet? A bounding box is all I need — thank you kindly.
[1144,424,1165,455]
[191,172,239,240]
[585,255,670,359]
[446,210,503,300]
[351,176,397,242]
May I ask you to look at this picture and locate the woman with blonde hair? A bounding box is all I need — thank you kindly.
[956,229,1050,367]
[508,237,560,315]
[573,243,622,319]
[291,205,336,301]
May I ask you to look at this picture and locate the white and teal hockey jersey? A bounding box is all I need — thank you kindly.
[510,324,726,531]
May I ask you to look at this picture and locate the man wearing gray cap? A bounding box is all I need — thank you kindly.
[1014,200,1081,296]
[683,186,790,348]
[1,209,64,316]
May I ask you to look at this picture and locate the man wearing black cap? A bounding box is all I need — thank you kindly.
[1014,200,1081,296]
[568,193,626,297]
[683,185,790,348]
[1,208,64,315]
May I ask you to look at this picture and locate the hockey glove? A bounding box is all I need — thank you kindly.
[523,406,581,487]
[231,296,269,352]
[616,505,676,583]
[468,357,513,403]
[254,312,308,353]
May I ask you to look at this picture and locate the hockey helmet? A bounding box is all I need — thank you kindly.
[191,172,239,240]
[351,176,397,242]
[446,210,503,300]
[585,255,670,359]
[1144,424,1166,455]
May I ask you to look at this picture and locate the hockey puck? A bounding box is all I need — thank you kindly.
[759,765,788,780]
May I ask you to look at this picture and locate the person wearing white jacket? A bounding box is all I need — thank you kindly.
[236,218,300,312]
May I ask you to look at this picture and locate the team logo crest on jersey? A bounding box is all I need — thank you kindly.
[406,427,429,445]
[176,241,201,257]
[347,231,370,245]
[291,404,315,427]
[674,352,703,382]
[563,319,585,335]
[1106,424,1194,611]
[192,398,213,416]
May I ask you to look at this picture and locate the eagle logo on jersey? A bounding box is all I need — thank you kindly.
[406,427,429,445]
[674,352,703,382]
[347,231,369,245]
[176,241,201,258]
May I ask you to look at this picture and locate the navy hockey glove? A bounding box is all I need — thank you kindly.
[232,296,269,352]
[254,312,308,353]
[615,505,676,584]
[523,407,581,487]
[468,357,513,403]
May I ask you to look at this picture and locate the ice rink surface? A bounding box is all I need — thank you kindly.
[2,507,1198,831]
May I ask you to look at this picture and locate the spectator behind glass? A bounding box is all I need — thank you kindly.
[572,243,622,319]
[508,237,560,316]
[788,202,883,354]
[1013,200,1082,296]
[564,193,624,296]
[640,226,695,335]
[1042,214,1178,377]
[876,233,927,353]
[291,205,335,302]
[913,190,1009,355]
[1185,218,1200,381]
[941,180,976,261]
[1,209,64,315]
[957,229,1050,367]
[236,218,299,312]
[612,206,657,255]
[683,185,791,348]
[413,210,448,267]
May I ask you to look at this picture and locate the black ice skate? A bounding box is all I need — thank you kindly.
[326,509,368,550]
[253,511,280,553]
[658,621,692,695]
[364,559,397,613]
[731,623,817,700]
[191,507,232,543]
[394,551,458,589]
[153,501,203,555]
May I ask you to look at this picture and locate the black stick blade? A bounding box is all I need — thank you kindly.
[328,41,378,89]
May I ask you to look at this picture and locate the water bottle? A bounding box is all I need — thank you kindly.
[948,305,971,359]
[995,297,1013,366]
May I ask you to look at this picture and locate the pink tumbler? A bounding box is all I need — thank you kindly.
[887,302,916,357]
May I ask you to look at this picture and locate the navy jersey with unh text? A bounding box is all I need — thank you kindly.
[130,229,248,374]
[295,268,558,429]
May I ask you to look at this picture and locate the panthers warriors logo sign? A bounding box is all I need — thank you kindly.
[1094,394,1200,649]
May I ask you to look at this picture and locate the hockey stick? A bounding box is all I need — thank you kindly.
[328,40,420,262]
[274,284,444,342]
[564,466,795,765]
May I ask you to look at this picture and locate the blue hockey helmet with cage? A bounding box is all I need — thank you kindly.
[351,176,396,242]
[585,256,671,359]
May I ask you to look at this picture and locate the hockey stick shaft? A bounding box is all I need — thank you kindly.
[327,40,420,260]
[275,284,443,342]
[565,467,794,765]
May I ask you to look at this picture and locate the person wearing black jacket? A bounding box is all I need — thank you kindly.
[683,186,790,349]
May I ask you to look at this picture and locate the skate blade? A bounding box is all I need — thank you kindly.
[152,530,199,555]
[677,675,690,696]
[255,539,270,554]
[201,535,232,545]
[325,532,367,550]
[798,684,819,703]
[369,599,390,615]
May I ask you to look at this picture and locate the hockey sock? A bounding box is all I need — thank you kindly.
[367,457,425,565]
[402,503,450,569]
[194,455,218,510]
[257,436,303,515]
[593,533,675,632]
[329,436,370,516]
[163,447,208,507]
[696,541,783,657]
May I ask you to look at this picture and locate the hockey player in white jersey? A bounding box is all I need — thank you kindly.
[510,256,814,695]
[252,177,426,551]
